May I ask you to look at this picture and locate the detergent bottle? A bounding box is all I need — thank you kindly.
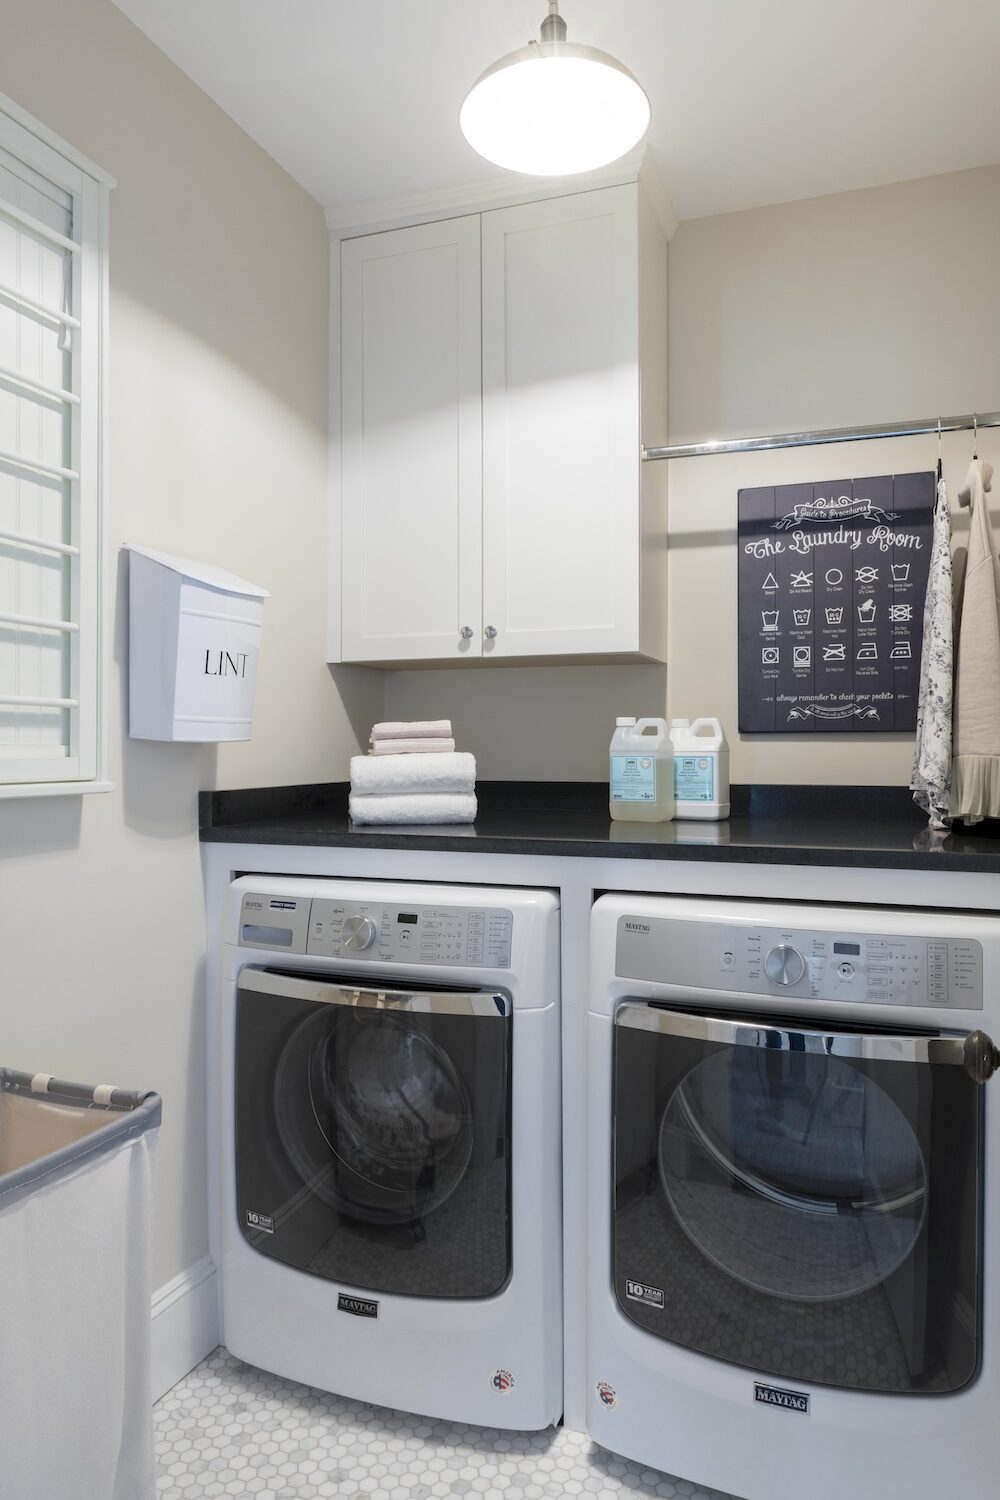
[609,717,675,822]
[669,718,730,819]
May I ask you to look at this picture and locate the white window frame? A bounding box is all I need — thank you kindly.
[0,93,112,798]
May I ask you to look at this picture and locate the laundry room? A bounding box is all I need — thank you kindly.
[0,4,998,1499]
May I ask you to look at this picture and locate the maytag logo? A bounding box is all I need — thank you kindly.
[337,1293,378,1319]
[754,1382,809,1414]
[625,1278,664,1309]
[623,921,650,935]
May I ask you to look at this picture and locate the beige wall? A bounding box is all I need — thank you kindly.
[0,0,381,1288]
[387,165,1000,784]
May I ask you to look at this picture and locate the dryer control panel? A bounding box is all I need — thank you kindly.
[238,890,513,969]
[616,914,983,1009]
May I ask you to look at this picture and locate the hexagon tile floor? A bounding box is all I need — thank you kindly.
[154,1346,739,1500]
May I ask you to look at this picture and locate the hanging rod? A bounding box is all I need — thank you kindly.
[0,362,79,405]
[0,279,79,329]
[0,609,78,633]
[0,199,80,254]
[0,526,79,558]
[642,409,1000,461]
[0,693,78,709]
[0,446,78,483]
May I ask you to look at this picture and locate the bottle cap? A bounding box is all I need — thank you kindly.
[670,717,691,728]
[615,716,636,727]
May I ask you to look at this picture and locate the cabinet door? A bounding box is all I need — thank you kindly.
[481,187,639,659]
[341,217,482,662]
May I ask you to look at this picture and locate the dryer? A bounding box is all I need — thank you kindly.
[587,893,1000,1500]
[215,877,561,1429]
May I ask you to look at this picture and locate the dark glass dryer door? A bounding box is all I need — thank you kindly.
[236,967,512,1299]
[613,1004,984,1395]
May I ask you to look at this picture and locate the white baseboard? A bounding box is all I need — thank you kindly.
[151,1255,220,1402]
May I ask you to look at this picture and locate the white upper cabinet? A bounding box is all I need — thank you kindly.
[340,216,483,662]
[482,188,642,659]
[336,181,668,666]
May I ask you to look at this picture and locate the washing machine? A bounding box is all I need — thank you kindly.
[586,893,1000,1500]
[215,876,561,1429]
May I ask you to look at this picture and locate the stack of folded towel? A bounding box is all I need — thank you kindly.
[349,720,477,826]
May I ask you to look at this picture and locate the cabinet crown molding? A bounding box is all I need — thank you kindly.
[325,147,677,243]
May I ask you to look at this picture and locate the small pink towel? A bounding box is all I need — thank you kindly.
[372,737,456,755]
[371,720,453,742]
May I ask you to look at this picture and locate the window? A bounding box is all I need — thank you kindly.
[0,94,109,796]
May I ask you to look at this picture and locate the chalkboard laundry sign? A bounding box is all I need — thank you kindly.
[738,473,934,733]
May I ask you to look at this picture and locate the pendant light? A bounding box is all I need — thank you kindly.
[460,2,651,177]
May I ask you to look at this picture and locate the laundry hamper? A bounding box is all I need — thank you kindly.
[0,1069,161,1500]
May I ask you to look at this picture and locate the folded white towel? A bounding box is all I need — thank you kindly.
[351,751,476,797]
[349,792,477,826]
[371,737,456,756]
[371,719,453,742]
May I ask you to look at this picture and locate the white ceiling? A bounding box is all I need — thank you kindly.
[113,0,1000,221]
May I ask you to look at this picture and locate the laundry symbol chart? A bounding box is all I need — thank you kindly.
[738,472,934,736]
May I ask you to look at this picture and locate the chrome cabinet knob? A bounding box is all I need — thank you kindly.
[342,915,377,951]
[460,625,473,640]
[765,944,805,986]
[484,625,498,640]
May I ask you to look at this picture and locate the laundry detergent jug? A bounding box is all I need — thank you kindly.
[669,717,730,819]
[609,717,675,822]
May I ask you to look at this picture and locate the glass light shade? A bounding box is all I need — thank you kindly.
[460,42,651,176]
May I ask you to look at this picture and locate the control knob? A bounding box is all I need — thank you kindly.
[342,914,377,951]
[765,944,805,986]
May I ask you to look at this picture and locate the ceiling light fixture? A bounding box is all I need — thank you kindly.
[460,1,651,177]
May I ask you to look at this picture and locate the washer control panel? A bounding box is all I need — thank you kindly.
[238,891,512,969]
[616,915,983,1009]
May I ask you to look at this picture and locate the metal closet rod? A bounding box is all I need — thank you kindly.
[642,410,1000,461]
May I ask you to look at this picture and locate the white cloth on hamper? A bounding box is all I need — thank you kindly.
[910,476,954,828]
[372,737,456,755]
[349,792,477,825]
[351,751,476,797]
[371,719,453,742]
[0,1129,157,1500]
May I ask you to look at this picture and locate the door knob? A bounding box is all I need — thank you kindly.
[484,625,498,640]
[460,625,473,640]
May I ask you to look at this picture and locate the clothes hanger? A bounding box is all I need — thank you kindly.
[937,416,942,482]
[973,412,978,461]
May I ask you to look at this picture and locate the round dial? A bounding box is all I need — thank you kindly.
[342,914,377,951]
[764,943,805,986]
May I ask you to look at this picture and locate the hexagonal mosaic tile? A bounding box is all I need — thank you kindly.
[154,1347,738,1500]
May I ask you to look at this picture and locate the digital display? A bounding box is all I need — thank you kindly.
[397,913,418,925]
[833,942,861,956]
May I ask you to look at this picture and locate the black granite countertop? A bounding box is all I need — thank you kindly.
[199,781,1000,874]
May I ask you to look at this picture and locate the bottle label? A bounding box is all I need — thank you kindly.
[674,754,715,803]
[611,754,657,802]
